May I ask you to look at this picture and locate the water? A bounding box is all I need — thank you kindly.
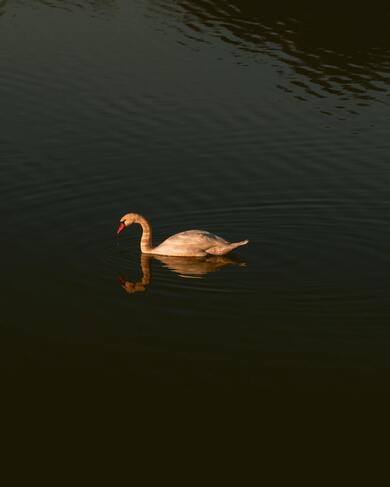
[1,0,390,391]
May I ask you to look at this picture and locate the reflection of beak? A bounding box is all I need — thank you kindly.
[117,222,125,235]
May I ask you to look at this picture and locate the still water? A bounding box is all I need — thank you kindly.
[1,0,389,390]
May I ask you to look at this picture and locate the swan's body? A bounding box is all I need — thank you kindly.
[117,213,248,257]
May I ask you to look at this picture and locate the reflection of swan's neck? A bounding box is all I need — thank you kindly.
[118,254,151,294]
[140,253,151,284]
[136,214,153,253]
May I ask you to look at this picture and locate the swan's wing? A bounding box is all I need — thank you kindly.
[160,230,228,247]
[151,230,229,256]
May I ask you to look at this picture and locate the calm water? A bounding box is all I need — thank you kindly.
[1,0,389,391]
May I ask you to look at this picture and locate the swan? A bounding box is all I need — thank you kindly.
[116,213,249,257]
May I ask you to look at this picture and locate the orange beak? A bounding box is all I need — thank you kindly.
[117,222,125,235]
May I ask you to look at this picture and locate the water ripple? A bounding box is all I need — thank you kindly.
[11,0,118,18]
[150,0,390,112]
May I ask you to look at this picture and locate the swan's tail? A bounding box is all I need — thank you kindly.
[206,239,249,256]
[230,239,249,250]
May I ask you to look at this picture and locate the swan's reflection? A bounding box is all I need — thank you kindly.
[118,253,246,294]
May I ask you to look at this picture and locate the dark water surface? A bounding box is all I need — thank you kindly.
[1,0,389,391]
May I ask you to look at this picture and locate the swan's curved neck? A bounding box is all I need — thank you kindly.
[136,214,154,253]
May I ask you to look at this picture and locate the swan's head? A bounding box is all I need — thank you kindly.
[116,213,139,235]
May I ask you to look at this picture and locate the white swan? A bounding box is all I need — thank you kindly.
[116,213,248,257]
